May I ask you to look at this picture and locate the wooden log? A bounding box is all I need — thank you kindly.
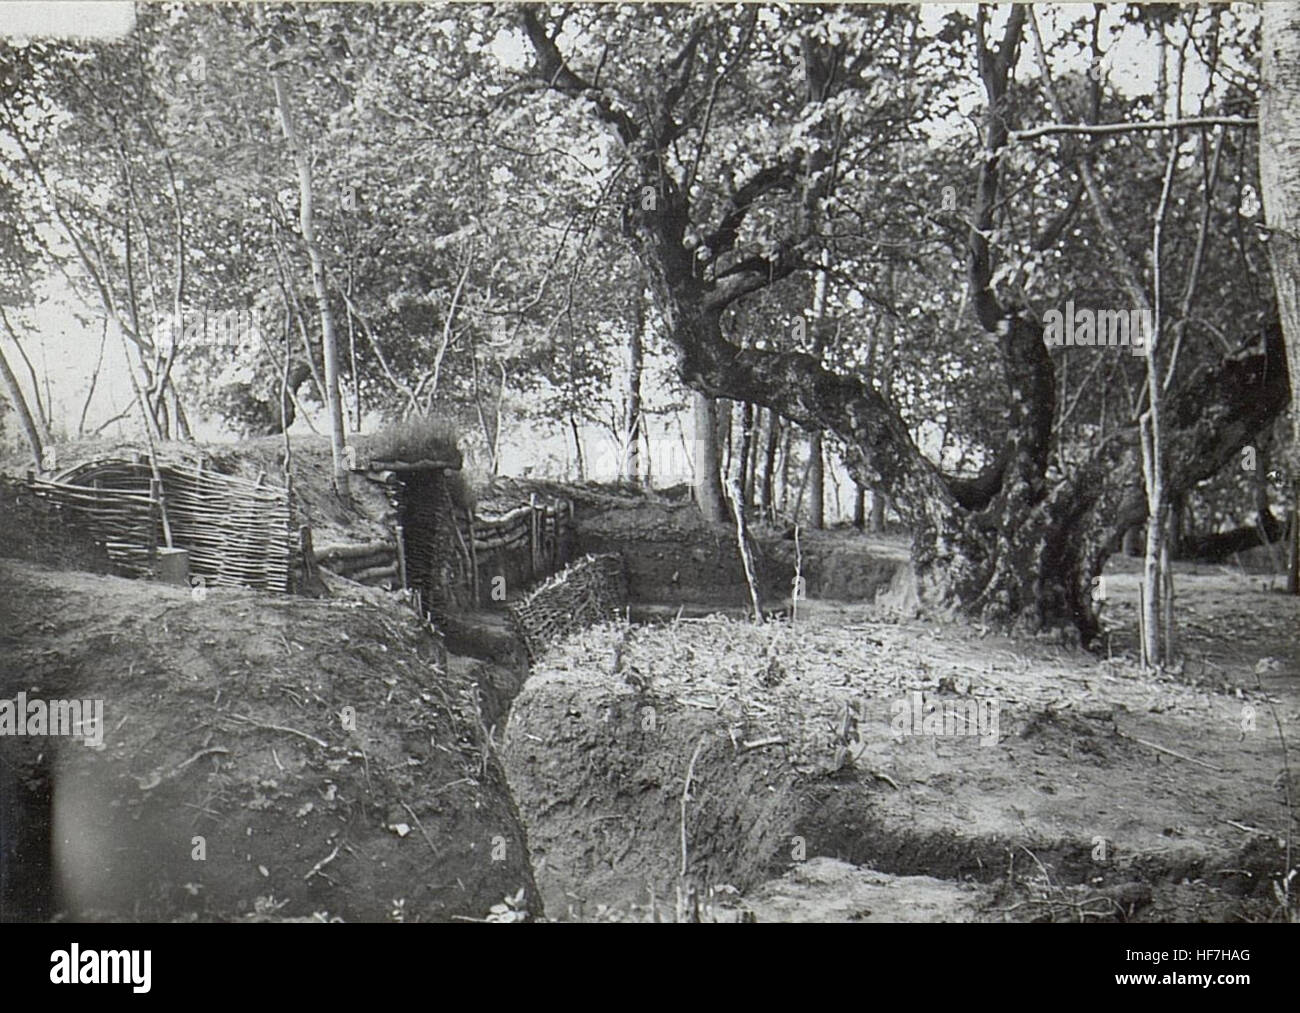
[475,505,533,527]
[472,528,528,549]
[368,458,459,472]
[313,540,394,562]
[332,550,395,572]
[350,561,399,583]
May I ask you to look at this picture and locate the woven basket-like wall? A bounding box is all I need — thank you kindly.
[25,458,294,591]
[508,553,627,660]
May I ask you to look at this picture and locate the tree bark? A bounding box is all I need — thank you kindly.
[273,75,349,499]
[869,492,886,534]
[807,256,830,530]
[692,390,727,523]
[0,341,45,467]
[761,407,780,521]
[738,400,754,507]
[624,270,645,483]
[570,413,585,481]
[870,270,897,534]
[1259,1,1300,594]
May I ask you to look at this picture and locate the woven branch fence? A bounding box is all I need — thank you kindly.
[23,458,296,590]
[0,474,113,573]
[461,494,574,606]
[347,467,576,610]
[13,452,573,611]
[509,553,628,660]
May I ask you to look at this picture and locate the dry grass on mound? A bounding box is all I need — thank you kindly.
[363,416,461,467]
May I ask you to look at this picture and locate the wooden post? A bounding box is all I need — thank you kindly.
[298,524,328,597]
[1289,490,1299,595]
[728,477,762,621]
[549,504,558,572]
[1137,581,1148,670]
[285,473,297,594]
[147,460,173,550]
[395,523,408,590]
[529,493,538,576]
[468,513,480,607]
[149,478,161,576]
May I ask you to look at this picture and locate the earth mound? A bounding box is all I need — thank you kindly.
[0,559,539,922]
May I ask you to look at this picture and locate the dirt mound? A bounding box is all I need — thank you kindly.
[0,559,539,922]
[502,673,802,919]
[502,601,1297,921]
[574,499,909,606]
[575,501,773,606]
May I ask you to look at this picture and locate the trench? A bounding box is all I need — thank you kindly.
[0,748,54,921]
[4,492,1284,923]
[472,609,1286,921]
[449,528,1286,922]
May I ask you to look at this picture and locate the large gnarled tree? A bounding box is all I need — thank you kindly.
[517,3,1289,643]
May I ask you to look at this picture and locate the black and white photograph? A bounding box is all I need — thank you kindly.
[0,0,1294,961]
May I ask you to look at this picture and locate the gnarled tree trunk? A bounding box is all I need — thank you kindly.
[522,5,1291,644]
[692,391,727,523]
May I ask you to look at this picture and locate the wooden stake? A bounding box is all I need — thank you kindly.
[1137,581,1148,670]
[728,478,762,621]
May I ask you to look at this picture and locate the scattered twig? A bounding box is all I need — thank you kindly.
[303,844,341,881]
[400,801,439,858]
[138,747,230,792]
[357,740,372,794]
[229,713,329,749]
[728,477,762,622]
[1121,731,1223,772]
[1221,818,1273,837]
[995,895,1120,921]
[1019,846,1056,891]
[429,777,475,798]
[1252,670,1294,912]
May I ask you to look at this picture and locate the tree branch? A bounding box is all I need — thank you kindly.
[702,155,802,258]
[1010,115,1255,142]
[969,4,1027,332]
[518,7,640,146]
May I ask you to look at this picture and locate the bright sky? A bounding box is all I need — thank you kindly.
[0,1,136,39]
